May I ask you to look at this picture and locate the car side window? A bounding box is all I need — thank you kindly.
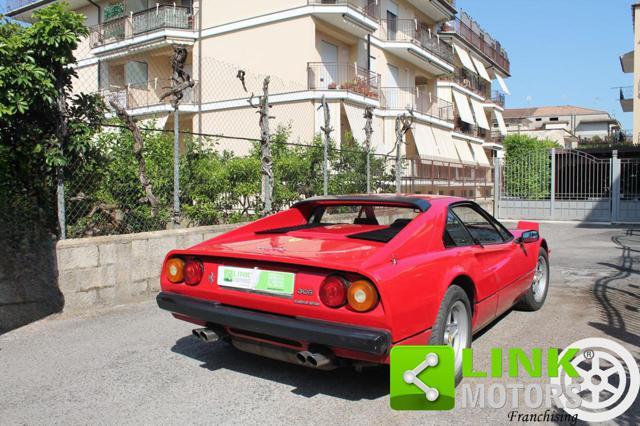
[444,211,473,247]
[451,205,505,245]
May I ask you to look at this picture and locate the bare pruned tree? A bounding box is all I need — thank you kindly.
[363,106,374,193]
[318,95,332,196]
[389,110,414,194]
[109,100,159,217]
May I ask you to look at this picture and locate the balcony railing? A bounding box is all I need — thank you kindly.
[307,62,381,99]
[440,17,510,74]
[441,70,490,98]
[102,78,199,111]
[379,19,454,64]
[307,0,380,20]
[380,87,453,121]
[620,86,634,100]
[90,6,198,49]
[491,91,505,107]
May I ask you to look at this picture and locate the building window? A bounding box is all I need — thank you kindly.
[125,61,148,87]
[549,117,559,121]
[535,118,542,121]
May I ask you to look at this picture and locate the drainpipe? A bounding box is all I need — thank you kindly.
[366,34,371,71]
[198,0,203,141]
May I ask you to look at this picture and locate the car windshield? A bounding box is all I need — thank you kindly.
[308,204,420,227]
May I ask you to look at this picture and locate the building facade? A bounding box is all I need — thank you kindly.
[7,0,512,197]
[619,2,640,145]
[503,106,622,148]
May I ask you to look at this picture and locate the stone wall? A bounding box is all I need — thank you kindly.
[56,223,242,311]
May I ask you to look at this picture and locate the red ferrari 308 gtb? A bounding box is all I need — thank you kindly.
[157,195,549,380]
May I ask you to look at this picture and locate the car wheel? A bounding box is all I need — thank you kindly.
[428,285,472,385]
[516,247,549,312]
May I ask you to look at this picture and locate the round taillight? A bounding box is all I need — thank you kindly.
[184,259,204,286]
[166,258,185,283]
[347,279,379,312]
[319,276,347,308]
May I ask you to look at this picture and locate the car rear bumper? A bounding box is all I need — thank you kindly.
[156,292,391,356]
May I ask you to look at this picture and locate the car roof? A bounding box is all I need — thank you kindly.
[291,194,466,213]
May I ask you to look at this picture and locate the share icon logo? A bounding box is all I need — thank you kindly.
[390,346,456,411]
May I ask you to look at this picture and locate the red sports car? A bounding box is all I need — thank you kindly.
[157,195,549,380]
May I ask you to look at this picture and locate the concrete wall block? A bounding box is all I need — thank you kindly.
[131,238,149,259]
[96,285,116,305]
[147,236,178,263]
[57,245,99,271]
[64,289,98,311]
[98,243,117,265]
[58,267,100,293]
[177,232,205,249]
[202,231,224,241]
[131,279,149,297]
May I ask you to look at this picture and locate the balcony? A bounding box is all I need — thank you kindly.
[308,0,379,36]
[491,91,505,107]
[307,62,381,99]
[404,0,457,22]
[89,6,198,52]
[380,87,453,122]
[620,86,633,112]
[440,70,490,98]
[377,19,454,75]
[102,78,199,115]
[440,15,510,75]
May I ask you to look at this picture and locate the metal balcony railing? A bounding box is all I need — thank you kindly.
[90,6,198,48]
[440,17,510,74]
[491,91,505,107]
[441,70,490,98]
[380,87,453,121]
[307,62,381,99]
[307,0,380,20]
[102,78,199,111]
[620,86,634,100]
[379,19,454,64]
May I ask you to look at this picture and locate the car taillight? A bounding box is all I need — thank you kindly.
[319,276,347,308]
[166,258,185,283]
[184,259,204,286]
[347,279,379,312]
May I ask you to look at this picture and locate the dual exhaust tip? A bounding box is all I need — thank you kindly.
[192,328,219,343]
[295,350,332,368]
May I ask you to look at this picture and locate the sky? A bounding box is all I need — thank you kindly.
[459,0,636,130]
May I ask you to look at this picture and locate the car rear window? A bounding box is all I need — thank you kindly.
[308,204,420,226]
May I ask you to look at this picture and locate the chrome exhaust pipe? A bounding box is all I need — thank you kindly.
[296,351,312,365]
[305,352,332,369]
[192,328,219,343]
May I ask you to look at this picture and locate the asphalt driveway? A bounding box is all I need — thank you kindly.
[1,222,638,425]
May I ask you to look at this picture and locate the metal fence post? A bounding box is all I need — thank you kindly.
[173,108,180,224]
[550,148,556,220]
[493,156,501,218]
[611,150,621,223]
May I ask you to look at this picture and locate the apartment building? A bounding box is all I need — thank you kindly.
[619,2,640,144]
[503,106,623,148]
[7,0,512,197]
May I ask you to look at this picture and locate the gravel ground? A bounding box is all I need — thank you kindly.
[0,222,638,425]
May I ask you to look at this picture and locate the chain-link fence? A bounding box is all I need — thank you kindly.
[59,42,495,238]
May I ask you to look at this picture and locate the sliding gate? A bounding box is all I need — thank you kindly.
[496,149,640,223]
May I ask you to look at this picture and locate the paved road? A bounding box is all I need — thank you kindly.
[1,223,639,425]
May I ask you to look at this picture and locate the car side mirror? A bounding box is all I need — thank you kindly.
[517,230,539,244]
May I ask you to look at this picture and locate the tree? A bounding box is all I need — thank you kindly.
[0,3,106,235]
[502,134,558,199]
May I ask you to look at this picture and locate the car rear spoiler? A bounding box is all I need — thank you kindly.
[291,195,430,212]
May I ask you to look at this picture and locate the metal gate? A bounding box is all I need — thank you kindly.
[495,149,640,223]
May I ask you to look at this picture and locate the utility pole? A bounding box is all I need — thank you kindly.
[318,95,332,196]
[364,106,374,193]
[393,112,414,194]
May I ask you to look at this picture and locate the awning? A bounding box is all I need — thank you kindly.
[493,109,507,135]
[433,127,461,164]
[344,103,367,144]
[452,90,475,125]
[453,138,476,166]
[470,98,490,130]
[437,85,452,104]
[411,124,441,160]
[471,55,491,82]
[494,73,511,95]
[453,44,477,74]
[471,143,491,167]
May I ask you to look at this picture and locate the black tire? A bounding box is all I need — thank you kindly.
[428,285,472,385]
[515,247,549,311]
